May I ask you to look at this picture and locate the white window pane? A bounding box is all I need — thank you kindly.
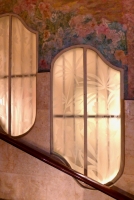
[12,16,37,75]
[52,46,123,186]
[0,16,9,132]
[87,118,121,184]
[53,48,84,173]
[11,77,36,136]
[0,15,37,136]
[87,49,121,115]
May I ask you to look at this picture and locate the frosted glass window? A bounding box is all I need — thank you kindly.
[0,14,37,136]
[52,46,124,185]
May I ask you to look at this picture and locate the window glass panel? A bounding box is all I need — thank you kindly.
[87,49,121,115]
[0,16,9,133]
[87,118,121,184]
[12,16,36,75]
[0,79,8,133]
[0,15,37,136]
[53,48,84,174]
[11,16,36,136]
[86,49,121,184]
[11,76,36,136]
[52,46,123,185]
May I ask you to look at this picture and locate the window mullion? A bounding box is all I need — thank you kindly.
[96,54,98,180]
[8,15,12,136]
[84,47,87,176]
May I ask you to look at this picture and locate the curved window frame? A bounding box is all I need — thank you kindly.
[51,45,124,187]
[0,13,38,137]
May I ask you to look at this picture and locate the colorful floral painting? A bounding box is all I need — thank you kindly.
[0,0,129,98]
[122,0,134,98]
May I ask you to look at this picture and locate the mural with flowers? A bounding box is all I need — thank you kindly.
[0,0,130,97]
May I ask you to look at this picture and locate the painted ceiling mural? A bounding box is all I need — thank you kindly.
[0,0,133,98]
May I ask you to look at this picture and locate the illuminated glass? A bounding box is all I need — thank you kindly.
[0,15,37,136]
[52,46,123,185]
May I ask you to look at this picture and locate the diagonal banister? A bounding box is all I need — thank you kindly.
[0,132,133,200]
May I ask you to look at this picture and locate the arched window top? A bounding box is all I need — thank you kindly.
[52,45,124,85]
[51,45,124,186]
[0,14,38,137]
[0,13,37,35]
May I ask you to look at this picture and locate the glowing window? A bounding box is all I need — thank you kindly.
[0,14,37,137]
[51,46,124,185]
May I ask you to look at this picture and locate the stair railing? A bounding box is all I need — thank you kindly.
[0,132,134,200]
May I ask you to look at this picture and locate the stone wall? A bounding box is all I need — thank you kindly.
[0,73,134,200]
